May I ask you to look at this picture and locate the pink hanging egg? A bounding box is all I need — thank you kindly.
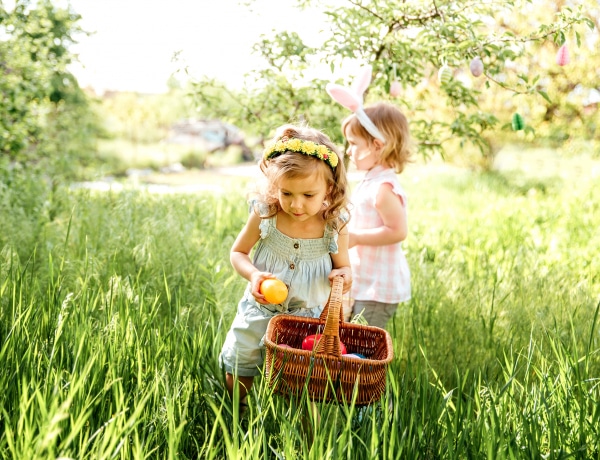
[470,57,484,77]
[389,80,401,97]
[556,44,570,66]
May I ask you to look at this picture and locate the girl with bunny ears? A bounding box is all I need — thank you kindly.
[327,66,412,329]
[219,123,352,407]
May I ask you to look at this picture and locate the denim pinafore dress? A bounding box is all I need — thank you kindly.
[219,208,340,377]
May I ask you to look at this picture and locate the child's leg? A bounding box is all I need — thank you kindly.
[352,300,398,329]
[220,298,271,405]
[225,372,254,401]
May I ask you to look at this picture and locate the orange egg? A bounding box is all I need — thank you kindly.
[260,279,288,304]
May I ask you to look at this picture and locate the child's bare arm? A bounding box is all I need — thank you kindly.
[230,212,273,303]
[330,228,352,293]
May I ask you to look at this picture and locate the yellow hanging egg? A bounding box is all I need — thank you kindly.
[438,64,452,85]
[512,113,524,131]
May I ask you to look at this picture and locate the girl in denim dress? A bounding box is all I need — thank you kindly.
[220,124,352,404]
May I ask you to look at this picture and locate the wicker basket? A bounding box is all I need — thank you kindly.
[264,276,394,405]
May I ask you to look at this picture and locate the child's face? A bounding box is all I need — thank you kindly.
[345,129,379,171]
[276,170,329,223]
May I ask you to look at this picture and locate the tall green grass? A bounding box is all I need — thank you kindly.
[0,154,599,458]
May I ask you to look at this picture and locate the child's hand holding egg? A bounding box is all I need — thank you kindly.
[260,278,288,304]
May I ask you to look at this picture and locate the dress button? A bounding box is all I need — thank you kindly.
[289,263,295,270]
[293,243,299,249]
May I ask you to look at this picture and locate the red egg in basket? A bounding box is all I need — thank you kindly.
[301,334,347,354]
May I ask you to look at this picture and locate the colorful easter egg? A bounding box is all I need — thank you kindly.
[345,353,366,359]
[260,278,288,304]
[301,334,320,351]
[389,80,401,97]
[340,342,348,354]
[511,113,524,131]
[301,334,347,354]
[275,343,293,360]
[438,64,452,85]
[556,44,570,66]
[470,57,484,77]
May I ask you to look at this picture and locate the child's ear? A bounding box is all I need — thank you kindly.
[373,138,385,152]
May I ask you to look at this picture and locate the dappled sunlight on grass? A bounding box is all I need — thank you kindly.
[1,150,599,457]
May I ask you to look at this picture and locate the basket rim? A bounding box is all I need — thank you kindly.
[264,314,394,364]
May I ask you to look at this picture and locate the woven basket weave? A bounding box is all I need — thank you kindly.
[264,276,393,405]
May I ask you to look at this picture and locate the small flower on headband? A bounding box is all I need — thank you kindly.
[263,138,339,168]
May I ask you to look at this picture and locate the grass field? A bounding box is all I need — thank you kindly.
[1,146,599,459]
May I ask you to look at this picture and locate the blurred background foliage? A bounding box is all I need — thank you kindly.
[0,0,598,183]
[0,0,102,177]
[191,0,598,168]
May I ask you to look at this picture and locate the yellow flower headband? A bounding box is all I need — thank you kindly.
[263,138,339,169]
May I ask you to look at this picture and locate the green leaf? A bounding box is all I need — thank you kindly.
[537,90,552,104]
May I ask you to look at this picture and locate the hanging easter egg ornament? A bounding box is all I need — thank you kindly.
[556,44,570,66]
[389,63,401,97]
[511,113,524,131]
[470,57,484,77]
[438,64,452,85]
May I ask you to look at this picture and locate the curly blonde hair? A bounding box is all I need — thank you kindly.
[256,124,349,232]
[342,102,413,173]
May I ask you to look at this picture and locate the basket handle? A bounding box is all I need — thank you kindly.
[318,275,344,324]
[314,275,344,357]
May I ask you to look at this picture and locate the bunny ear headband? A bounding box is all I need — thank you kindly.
[326,65,386,143]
